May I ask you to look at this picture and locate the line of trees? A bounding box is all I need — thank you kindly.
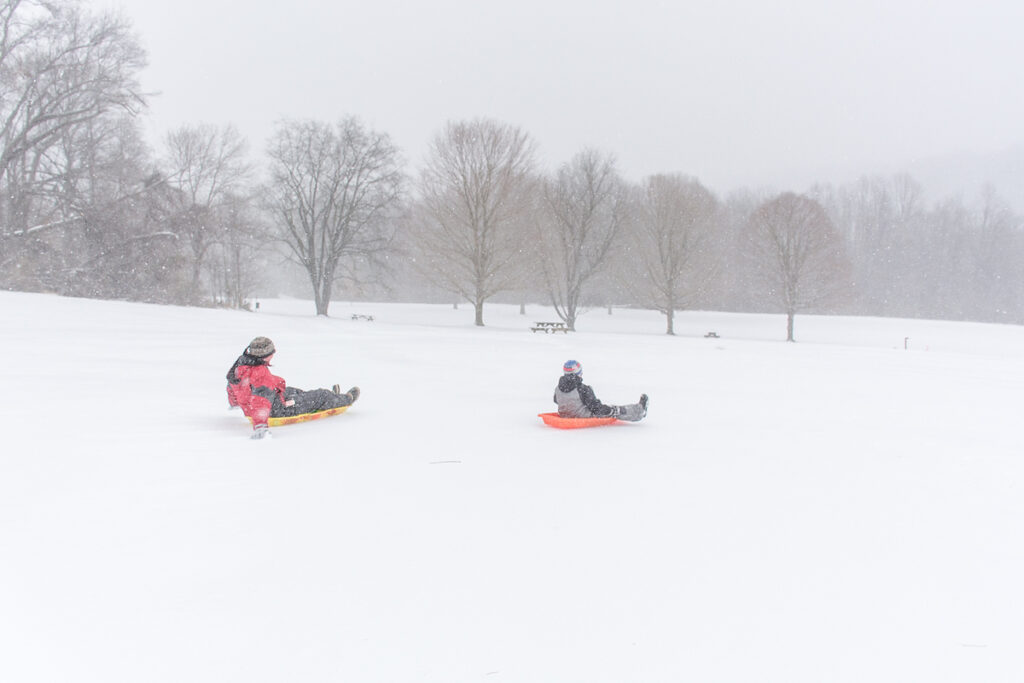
[2,0,1022,338]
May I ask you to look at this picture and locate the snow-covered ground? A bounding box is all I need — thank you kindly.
[2,291,1023,683]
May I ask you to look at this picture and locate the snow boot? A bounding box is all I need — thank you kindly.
[333,384,360,403]
[639,394,649,417]
[251,424,272,440]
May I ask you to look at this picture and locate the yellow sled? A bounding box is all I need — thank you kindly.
[247,405,350,427]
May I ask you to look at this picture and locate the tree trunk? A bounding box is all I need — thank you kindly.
[566,300,577,331]
[190,260,203,305]
[786,311,795,341]
[666,308,675,335]
[315,277,331,316]
[474,301,484,326]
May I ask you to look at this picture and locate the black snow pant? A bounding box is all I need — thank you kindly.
[269,386,352,417]
[557,400,645,422]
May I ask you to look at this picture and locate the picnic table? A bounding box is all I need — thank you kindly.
[531,321,570,333]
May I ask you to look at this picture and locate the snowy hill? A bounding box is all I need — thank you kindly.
[3,291,1023,682]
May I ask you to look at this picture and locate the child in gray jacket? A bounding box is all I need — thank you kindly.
[553,360,648,422]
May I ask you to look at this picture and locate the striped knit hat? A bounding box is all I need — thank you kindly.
[246,336,276,358]
[563,359,582,375]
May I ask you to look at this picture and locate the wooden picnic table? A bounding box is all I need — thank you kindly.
[531,321,570,333]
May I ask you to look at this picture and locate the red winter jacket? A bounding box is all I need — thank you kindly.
[226,354,287,426]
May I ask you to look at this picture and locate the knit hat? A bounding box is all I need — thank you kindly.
[563,359,582,375]
[246,336,276,358]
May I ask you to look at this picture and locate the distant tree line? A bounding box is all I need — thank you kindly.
[2,0,1021,339]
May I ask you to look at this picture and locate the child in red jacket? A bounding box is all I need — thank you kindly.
[226,336,359,439]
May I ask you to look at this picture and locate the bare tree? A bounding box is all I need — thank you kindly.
[744,192,850,341]
[162,123,252,303]
[811,174,924,316]
[709,188,771,312]
[0,0,149,293]
[535,149,626,331]
[970,185,1021,321]
[208,193,265,309]
[0,0,146,232]
[412,118,536,326]
[628,174,719,334]
[265,117,404,316]
[52,116,169,299]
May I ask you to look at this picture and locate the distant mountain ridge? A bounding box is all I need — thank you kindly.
[884,147,1019,211]
[860,144,1024,211]
[711,145,1024,212]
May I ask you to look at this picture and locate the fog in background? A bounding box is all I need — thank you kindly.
[4,0,1021,325]
[105,0,1024,205]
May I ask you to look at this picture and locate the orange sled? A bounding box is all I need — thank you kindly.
[538,412,619,429]
[247,405,350,427]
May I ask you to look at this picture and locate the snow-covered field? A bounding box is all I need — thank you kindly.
[2,290,1024,683]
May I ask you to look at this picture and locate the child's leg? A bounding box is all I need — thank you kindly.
[614,402,646,422]
[245,396,272,428]
[271,387,352,416]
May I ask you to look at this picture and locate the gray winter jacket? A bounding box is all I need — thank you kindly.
[553,374,615,418]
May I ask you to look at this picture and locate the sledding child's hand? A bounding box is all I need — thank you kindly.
[285,399,295,407]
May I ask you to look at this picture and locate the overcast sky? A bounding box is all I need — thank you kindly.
[104,0,1024,196]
